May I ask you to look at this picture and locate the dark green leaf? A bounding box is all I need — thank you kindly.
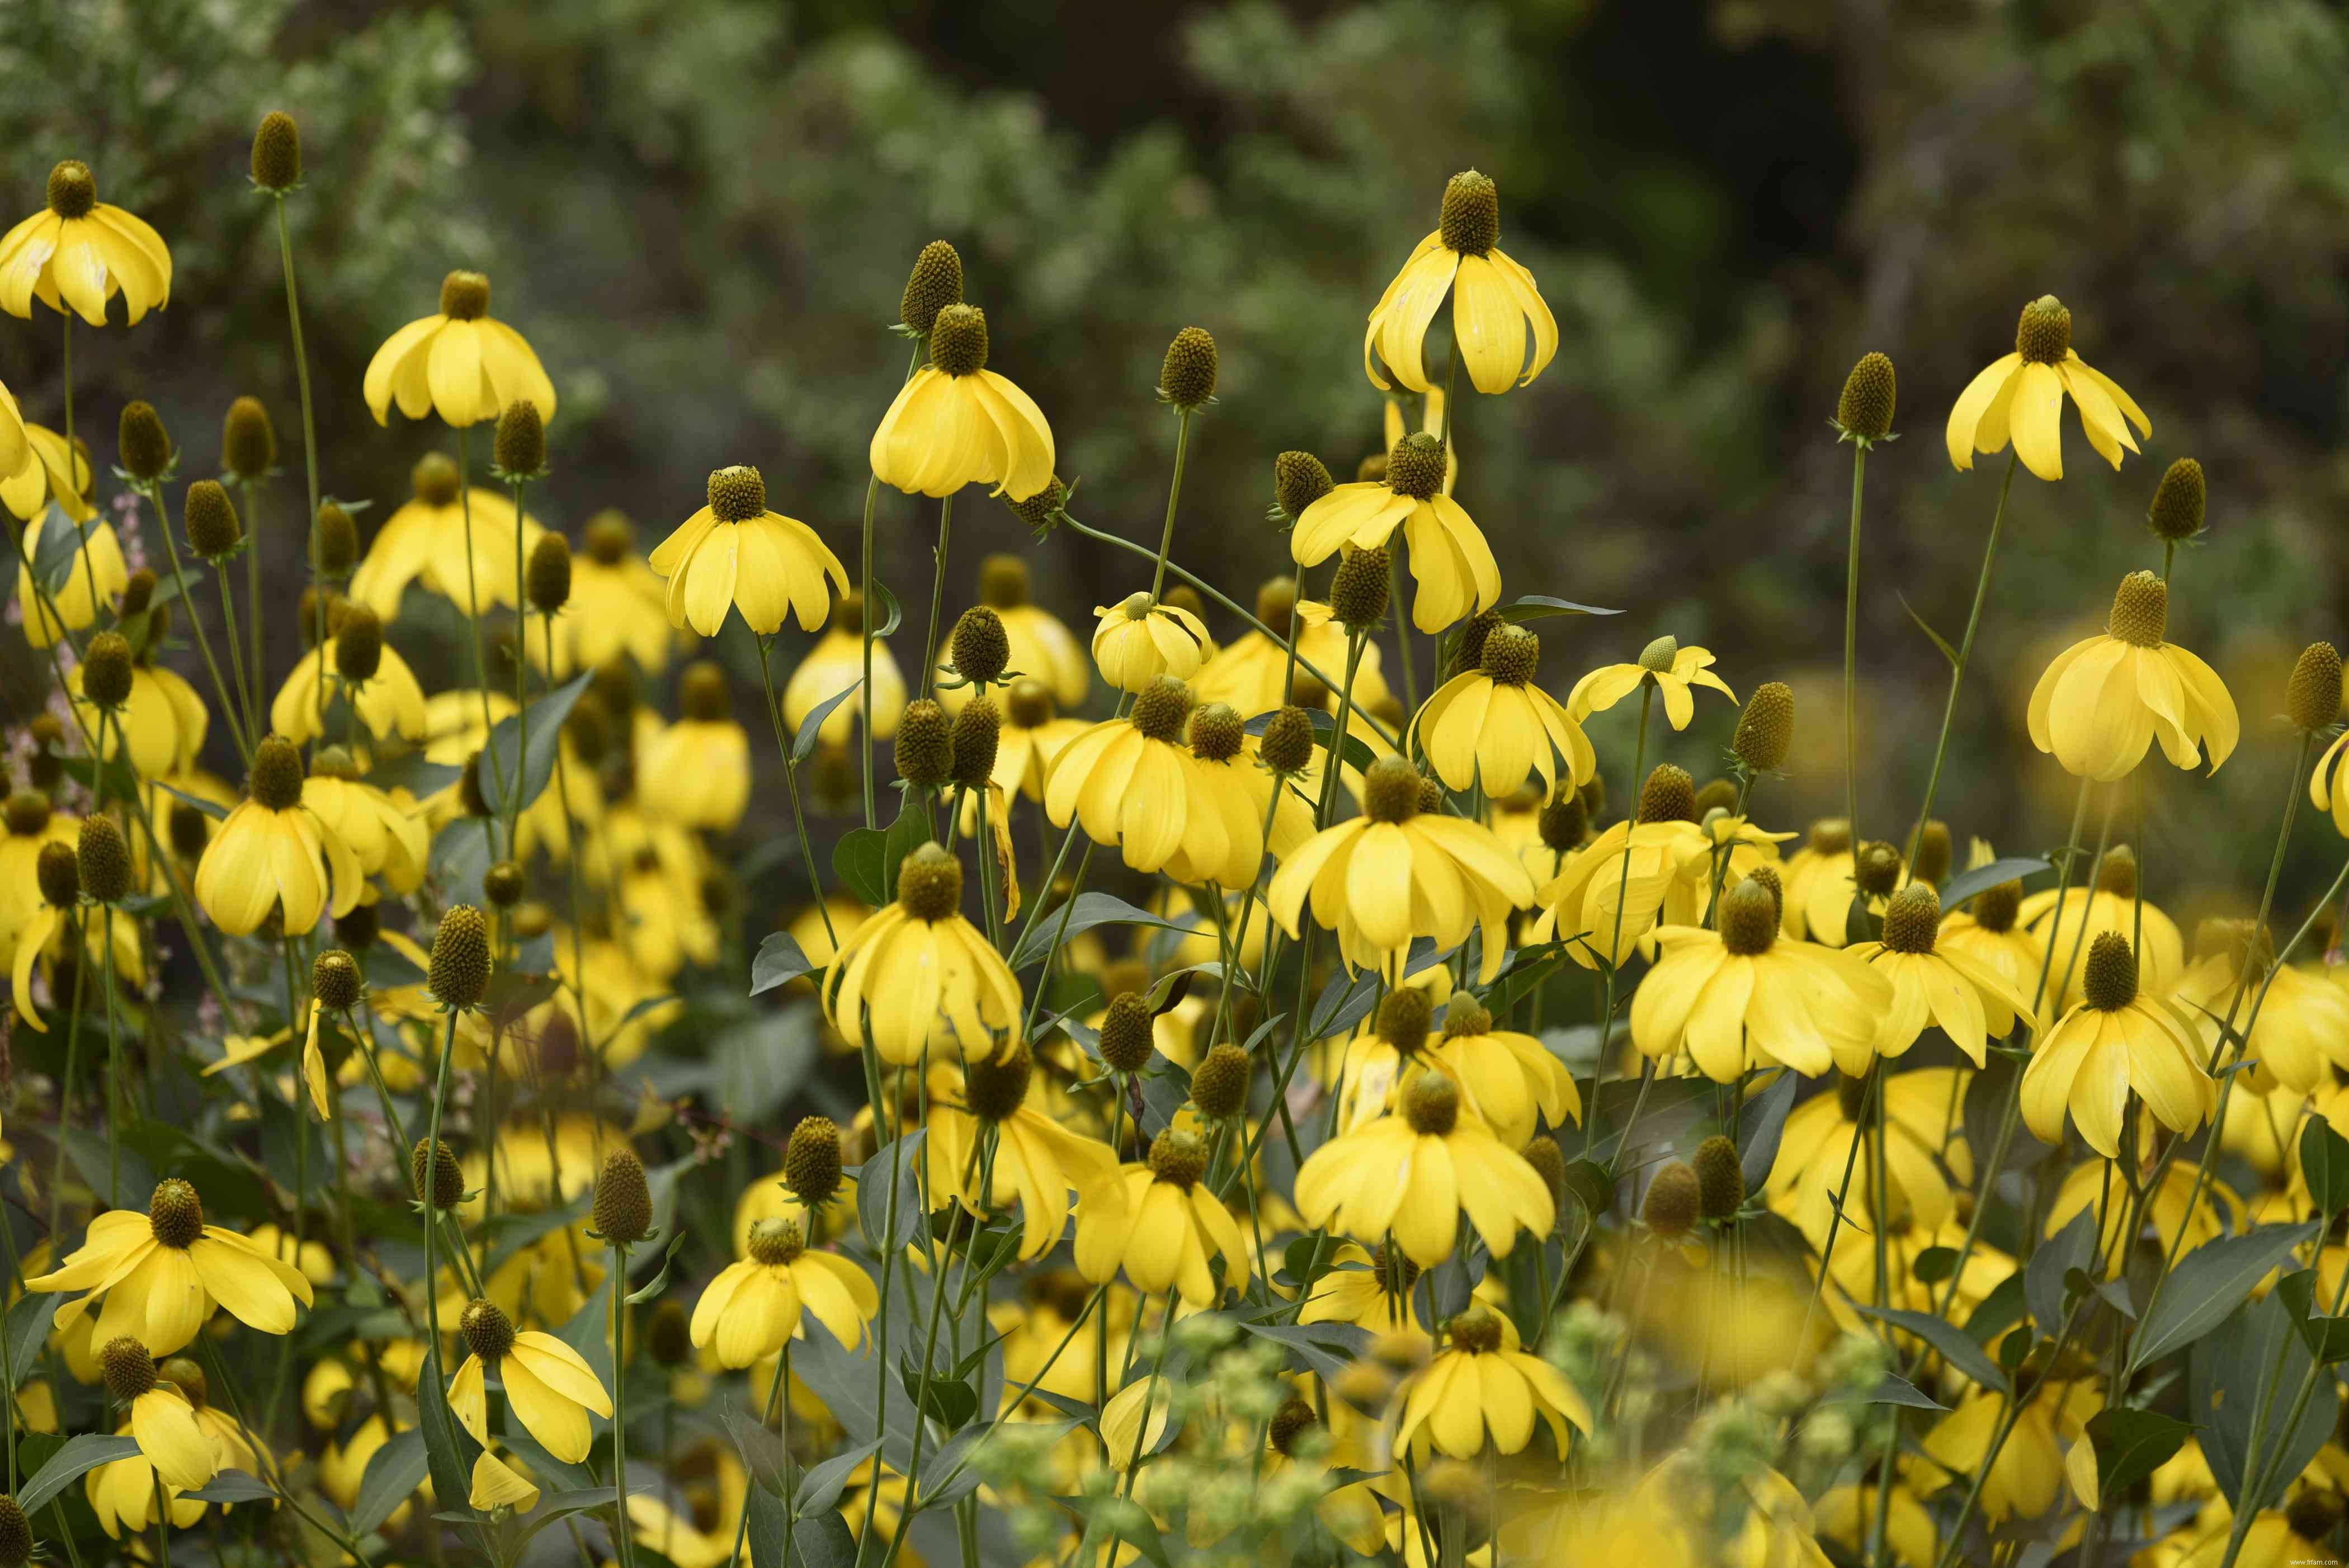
[183,1470,279,1504]
[17,1434,143,1513]
[2303,1118,2349,1215]
[833,828,888,908]
[899,1356,979,1429]
[475,669,592,818]
[2274,1269,2349,1364]
[1853,1374,1946,1412]
[1911,1247,1959,1286]
[1737,1069,1797,1192]
[869,578,903,639]
[1010,891,1188,969]
[1494,593,1620,622]
[626,1230,690,1306]
[2194,1291,2337,1511]
[157,780,229,820]
[2087,1408,2193,1499]
[1856,1306,2008,1394]
[2131,1223,2321,1375]
[878,791,931,901]
[32,504,88,596]
[857,1131,929,1255]
[794,1439,883,1515]
[364,748,461,799]
[2027,1205,2098,1338]
[1938,856,2051,911]
[351,1428,428,1536]
[1558,1158,1615,1222]
[4,1294,48,1390]
[749,933,817,996]
[416,1339,483,1532]
[1897,589,1959,670]
[793,679,864,764]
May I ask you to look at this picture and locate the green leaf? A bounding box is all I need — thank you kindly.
[1240,705,1376,777]
[1558,1158,1615,1222]
[1855,1373,1946,1412]
[1494,593,1621,622]
[2303,1118,2349,1214]
[183,1470,279,1504]
[1897,589,1959,670]
[879,792,931,902]
[2027,1205,2098,1338]
[857,1131,928,1255]
[475,669,592,818]
[1736,1069,1797,1193]
[869,578,903,639]
[793,678,864,764]
[1856,1305,2009,1394]
[1937,856,2051,911]
[351,1428,428,1536]
[157,780,229,820]
[1911,1247,1959,1286]
[1009,891,1188,969]
[2273,1269,2349,1363]
[2131,1222,2321,1374]
[17,1433,142,1513]
[2087,1408,2193,1499]
[1063,1494,1173,1568]
[711,1009,819,1125]
[2196,1292,2339,1510]
[415,1339,483,1534]
[4,1293,49,1390]
[625,1231,689,1305]
[794,1439,884,1515]
[899,1356,979,1429]
[832,826,888,908]
[32,503,88,596]
[363,748,461,799]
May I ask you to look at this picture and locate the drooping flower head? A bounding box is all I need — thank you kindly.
[2027,571,2237,782]
[1289,433,1500,632]
[1364,171,1558,395]
[1409,624,1595,798]
[2020,932,2216,1158]
[363,270,556,428]
[447,1296,612,1463]
[822,844,1021,1065]
[0,160,172,325]
[1946,295,2148,481]
[870,304,1055,500]
[649,465,848,638]
[194,736,362,938]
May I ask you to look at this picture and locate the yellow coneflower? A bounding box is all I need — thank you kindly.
[784,593,906,745]
[957,677,1085,835]
[1290,434,1500,632]
[1295,1068,1554,1267]
[1946,296,2147,481]
[1765,1068,1971,1249]
[0,390,92,524]
[70,653,207,778]
[1166,702,1315,890]
[1394,1306,1588,1460]
[2028,572,2236,782]
[1299,1241,1422,1333]
[1270,755,1534,984]
[27,1178,314,1354]
[650,466,847,638]
[347,454,543,621]
[194,736,363,937]
[2021,933,2215,1158]
[1852,885,2039,1065]
[0,790,76,940]
[691,1216,879,1369]
[869,304,1055,501]
[301,751,430,897]
[2047,1155,2236,1278]
[86,1425,207,1538]
[1936,843,2045,999]
[1526,766,1707,969]
[923,1043,1120,1260]
[469,1449,541,1513]
[2018,844,2183,1008]
[1426,1001,1581,1146]
[638,663,751,832]
[822,843,1020,1066]
[9,839,136,1031]
[1364,171,1556,395]
[1630,876,1890,1081]
[98,1338,214,1492]
[1044,677,1221,877]
[1409,624,1595,798]
[1191,580,1392,717]
[16,497,128,648]
[363,269,555,428]
[1568,635,1734,731]
[1074,1129,1252,1307]
[1091,592,1211,692]
[1922,1382,2100,1523]
[269,611,427,746]
[940,555,1088,711]
[2171,919,2349,1094]
[530,511,692,677]
[447,1297,611,1464]
[0,160,172,325]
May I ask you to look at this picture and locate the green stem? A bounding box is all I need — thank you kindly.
[214,561,261,749]
[1148,409,1192,602]
[274,197,322,529]
[244,479,266,727]
[454,425,511,825]
[863,341,926,828]
[1904,450,2019,881]
[609,1240,637,1568]
[1843,443,1866,843]
[507,476,531,844]
[919,494,954,701]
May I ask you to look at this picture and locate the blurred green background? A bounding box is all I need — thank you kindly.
[4,0,2348,930]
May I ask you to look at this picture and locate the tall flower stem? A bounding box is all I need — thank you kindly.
[1843,444,1866,842]
[1904,450,2020,880]
[862,342,926,828]
[918,494,954,702]
[139,480,251,764]
[1149,410,1192,601]
[273,196,322,528]
[1582,682,1653,1159]
[545,617,604,1058]
[214,561,262,748]
[62,313,101,621]
[608,1239,638,1568]
[756,633,837,946]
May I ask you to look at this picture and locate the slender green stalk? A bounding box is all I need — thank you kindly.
[453,425,511,822]
[544,617,606,1059]
[273,196,322,529]
[609,1239,638,1568]
[1903,450,2020,880]
[214,561,262,748]
[1149,409,1192,601]
[1843,444,1866,842]
[506,475,531,844]
[917,494,955,701]
[862,342,927,828]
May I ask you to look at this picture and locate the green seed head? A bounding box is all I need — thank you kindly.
[705,465,766,524]
[930,304,989,377]
[2014,295,2072,365]
[899,240,964,336]
[427,905,492,1010]
[1158,325,1219,410]
[1835,352,1897,442]
[222,396,276,481]
[1438,171,1499,257]
[896,843,963,923]
[250,111,301,192]
[592,1147,654,1244]
[1732,682,1794,773]
[76,814,129,905]
[784,1116,844,1207]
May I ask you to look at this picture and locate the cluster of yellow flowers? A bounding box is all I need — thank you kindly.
[1,114,2346,1568]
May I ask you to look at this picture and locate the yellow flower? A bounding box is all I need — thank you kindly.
[1765,1068,1971,1250]
[1567,635,1734,730]
[1935,846,2045,1000]
[243,1224,337,1288]
[301,757,431,896]
[923,1045,1120,1261]
[956,677,1086,836]
[2170,919,2349,1093]
[1923,1382,2098,1522]
[0,401,94,523]
[1299,1241,1422,1334]
[1409,624,1595,799]
[70,658,207,777]
[0,160,172,325]
[8,839,107,1031]
[448,1297,611,1464]
[270,630,427,747]
[822,843,1020,1066]
[939,555,1088,711]
[784,596,906,746]
[869,304,1055,500]
[2310,721,2349,839]
[1630,876,1890,1081]
[1945,296,2147,481]
[692,1216,879,1369]
[17,499,128,648]
[470,1448,541,1512]
[1851,885,2039,1065]
[363,269,555,428]
[1394,1306,1588,1459]
[639,663,751,831]
[625,1445,750,1568]
[194,737,364,937]
[650,465,847,637]
[2021,932,2215,1158]
[1423,1000,1581,1146]
[1044,677,1225,877]
[99,1340,215,1492]
[26,1178,314,1354]
[1290,433,1500,632]
[1165,711,1315,890]
[1364,171,1556,395]
[347,454,544,620]
[2018,844,2183,1009]
[1526,801,1708,970]
[2028,572,2236,782]
[1091,592,1211,692]
[86,1421,208,1538]
[1815,1481,1939,1568]
[1296,1067,1554,1267]
[530,511,695,677]
[1074,1128,1252,1306]
[0,790,78,938]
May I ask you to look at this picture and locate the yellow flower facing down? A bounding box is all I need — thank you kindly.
[1394,1306,1588,1460]
[650,465,848,638]
[27,1178,314,1354]
[1922,1381,2098,1522]
[270,625,428,747]
[2046,1154,2237,1280]
[639,663,751,832]
[71,657,207,778]
[17,500,129,648]
[448,1297,612,1465]
[347,454,544,621]
[97,1339,216,1493]
[2170,919,2349,1094]
[0,160,171,325]
[8,837,140,1033]
[1426,1000,1582,1147]
[1269,755,1535,985]
[691,1217,879,1368]
[1630,876,1891,1081]
[300,757,431,896]
[1567,635,1734,731]
[1074,1128,1252,1307]
[194,737,364,938]
[1295,1068,1555,1268]
[2028,572,2237,782]
[1409,624,1595,799]
[0,415,96,525]
[1191,583,1390,718]
[1766,1068,1971,1249]
[2021,932,2215,1158]
[1044,677,1228,878]
[1527,795,1709,970]
[1091,593,1210,693]
[1364,171,1556,395]
[822,843,1020,1066]
[364,269,555,428]
[531,510,695,676]
[2018,844,2183,1009]
[1299,1240,1423,1334]
[924,1045,1122,1261]
[1946,295,2147,481]
[1290,433,1500,632]
[1852,885,2039,1065]
[1935,845,2045,1000]
[86,1421,208,1539]
[870,304,1054,500]
[958,678,1086,833]
[470,1448,541,1513]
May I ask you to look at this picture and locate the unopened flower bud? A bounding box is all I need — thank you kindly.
[251,111,301,192]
